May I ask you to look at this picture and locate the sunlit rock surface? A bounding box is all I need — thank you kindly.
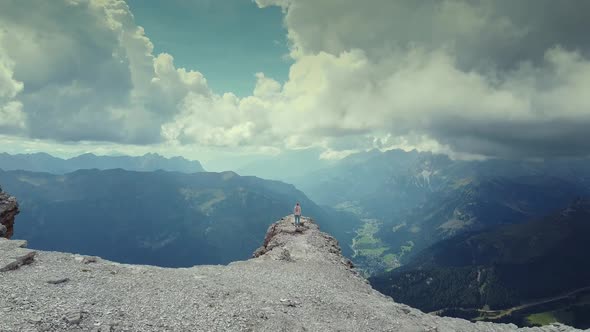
[0,216,579,331]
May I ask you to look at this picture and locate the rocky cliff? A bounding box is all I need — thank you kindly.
[0,216,580,332]
[0,190,19,239]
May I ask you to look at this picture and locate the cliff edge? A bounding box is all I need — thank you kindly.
[0,190,19,239]
[0,216,579,332]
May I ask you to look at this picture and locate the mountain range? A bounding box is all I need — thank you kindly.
[285,148,590,328]
[2,148,589,328]
[0,152,205,174]
[290,149,590,274]
[0,168,358,266]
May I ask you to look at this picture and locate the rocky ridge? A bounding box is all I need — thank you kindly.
[0,190,19,239]
[0,216,581,331]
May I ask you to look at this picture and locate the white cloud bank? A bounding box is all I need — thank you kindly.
[1,0,590,159]
[0,30,26,132]
[0,0,210,143]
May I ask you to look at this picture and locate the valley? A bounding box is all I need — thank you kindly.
[350,218,415,276]
[2,149,590,329]
[434,287,590,328]
[369,198,590,328]
[0,168,359,267]
[290,149,590,328]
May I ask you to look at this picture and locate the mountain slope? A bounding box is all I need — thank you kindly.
[377,176,589,264]
[0,169,357,266]
[291,149,590,274]
[369,199,590,328]
[0,152,205,173]
[296,149,590,220]
[0,216,578,332]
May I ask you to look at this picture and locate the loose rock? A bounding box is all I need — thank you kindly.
[0,216,580,331]
[64,311,83,325]
[82,256,98,264]
[47,277,70,285]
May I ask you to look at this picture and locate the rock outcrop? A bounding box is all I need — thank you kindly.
[0,190,19,239]
[0,238,36,272]
[0,216,580,331]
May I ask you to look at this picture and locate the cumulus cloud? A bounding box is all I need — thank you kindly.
[2,0,590,159]
[250,0,590,158]
[0,30,26,132]
[0,0,210,143]
[256,0,590,67]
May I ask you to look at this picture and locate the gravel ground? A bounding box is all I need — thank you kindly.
[0,216,582,332]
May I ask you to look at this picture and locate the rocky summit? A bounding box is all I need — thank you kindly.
[0,216,580,332]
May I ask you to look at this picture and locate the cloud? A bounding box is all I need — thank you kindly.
[0,0,210,144]
[0,29,26,132]
[161,75,276,148]
[250,0,590,158]
[256,0,590,67]
[2,0,590,160]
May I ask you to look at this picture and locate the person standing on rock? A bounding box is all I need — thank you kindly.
[294,202,302,225]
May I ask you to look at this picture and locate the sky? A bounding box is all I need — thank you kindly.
[125,0,290,97]
[1,0,590,169]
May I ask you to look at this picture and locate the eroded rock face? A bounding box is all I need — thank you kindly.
[0,191,19,239]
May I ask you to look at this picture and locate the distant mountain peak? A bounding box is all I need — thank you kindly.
[0,152,205,174]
